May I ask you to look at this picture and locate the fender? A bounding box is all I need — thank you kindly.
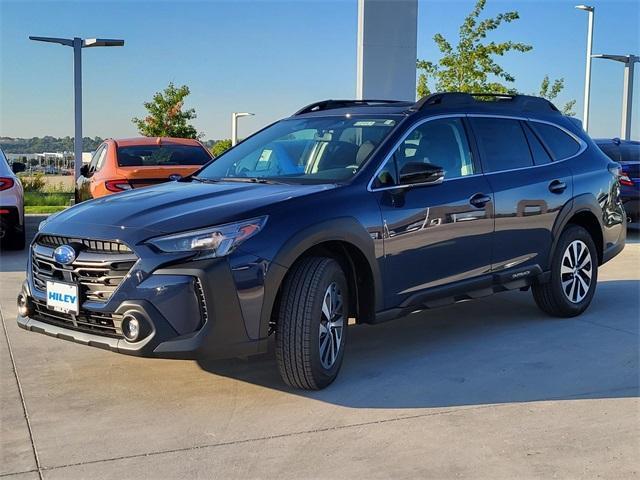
[548,193,603,270]
[257,217,383,338]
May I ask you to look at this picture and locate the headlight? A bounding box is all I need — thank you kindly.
[147,216,267,259]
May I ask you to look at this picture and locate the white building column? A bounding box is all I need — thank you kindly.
[356,0,418,101]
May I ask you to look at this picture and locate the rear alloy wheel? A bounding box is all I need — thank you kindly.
[275,257,349,390]
[533,225,598,317]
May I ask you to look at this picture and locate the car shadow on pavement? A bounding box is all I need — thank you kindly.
[198,279,639,408]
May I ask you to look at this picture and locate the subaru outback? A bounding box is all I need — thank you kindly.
[17,93,626,390]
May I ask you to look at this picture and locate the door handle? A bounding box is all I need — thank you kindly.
[469,193,491,208]
[548,179,567,194]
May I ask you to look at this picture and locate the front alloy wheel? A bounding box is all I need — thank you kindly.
[276,257,349,390]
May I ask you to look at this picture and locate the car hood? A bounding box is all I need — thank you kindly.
[42,180,335,240]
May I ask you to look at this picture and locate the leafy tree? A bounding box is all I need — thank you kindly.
[537,75,576,116]
[210,139,232,158]
[416,0,532,97]
[132,82,200,139]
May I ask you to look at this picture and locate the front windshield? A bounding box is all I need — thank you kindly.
[196,116,399,183]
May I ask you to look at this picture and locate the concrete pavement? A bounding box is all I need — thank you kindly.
[1,216,638,479]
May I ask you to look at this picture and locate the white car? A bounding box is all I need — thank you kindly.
[0,148,26,249]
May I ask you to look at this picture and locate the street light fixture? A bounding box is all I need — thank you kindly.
[592,54,639,140]
[29,36,124,201]
[231,112,254,146]
[575,5,594,132]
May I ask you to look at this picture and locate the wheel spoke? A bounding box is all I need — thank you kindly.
[576,274,589,293]
[322,294,331,320]
[318,282,345,369]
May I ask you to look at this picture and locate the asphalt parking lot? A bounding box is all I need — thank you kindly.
[1,216,638,479]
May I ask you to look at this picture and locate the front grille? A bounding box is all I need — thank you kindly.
[31,238,137,303]
[37,234,132,253]
[32,298,123,338]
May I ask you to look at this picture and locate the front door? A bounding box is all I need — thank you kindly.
[371,116,494,308]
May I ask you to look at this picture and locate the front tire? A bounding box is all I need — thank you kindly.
[532,225,598,317]
[275,257,348,390]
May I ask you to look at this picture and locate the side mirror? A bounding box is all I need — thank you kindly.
[80,165,89,177]
[11,162,26,174]
[399,162,444,186]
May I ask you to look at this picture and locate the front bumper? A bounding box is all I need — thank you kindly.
[18,254,270,359]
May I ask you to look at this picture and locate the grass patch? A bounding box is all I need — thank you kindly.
[25,206,68,214]
[24,191,73,207]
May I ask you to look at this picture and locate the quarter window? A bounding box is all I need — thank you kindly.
[529,122,580,160]
[373,117,474,188]
[470,118,533,173]
[523,122,552,165]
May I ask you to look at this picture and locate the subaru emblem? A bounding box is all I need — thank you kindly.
[53,245,77,265]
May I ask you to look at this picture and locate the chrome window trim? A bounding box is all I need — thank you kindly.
[367,113,588,191]
[367,114,468,192]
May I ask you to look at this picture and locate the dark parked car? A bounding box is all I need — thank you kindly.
[17,93,626,390]
[595,138,639,223]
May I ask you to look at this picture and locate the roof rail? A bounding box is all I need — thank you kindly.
[411,92,560,114]
[293,99,405,116]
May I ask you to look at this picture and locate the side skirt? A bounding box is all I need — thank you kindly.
[373,265,546,324]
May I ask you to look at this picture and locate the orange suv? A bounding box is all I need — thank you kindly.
[77,137,212,200]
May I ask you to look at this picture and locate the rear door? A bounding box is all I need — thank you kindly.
[469,116,576,273]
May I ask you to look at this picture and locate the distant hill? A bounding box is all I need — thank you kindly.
[0,136,104,154]
[1,136,220,154]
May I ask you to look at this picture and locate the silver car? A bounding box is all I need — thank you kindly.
[0,148,26,249]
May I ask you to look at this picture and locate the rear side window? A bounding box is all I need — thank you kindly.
[523,123,552,165]
[470,117,533,173]
[117,144,211,167]
[530,122,580,160]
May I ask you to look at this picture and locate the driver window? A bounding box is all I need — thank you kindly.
[87,144,106,175]
[373,117,474,188]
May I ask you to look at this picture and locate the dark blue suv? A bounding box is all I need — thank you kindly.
[17,93,626,389]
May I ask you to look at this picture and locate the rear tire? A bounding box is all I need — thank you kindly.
[275,257,348,390]
[532,225,598,317]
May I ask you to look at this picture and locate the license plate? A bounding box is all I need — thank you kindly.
[46,281,79,315]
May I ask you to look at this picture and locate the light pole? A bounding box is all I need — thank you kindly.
[231,112,254,146]
[29,36,124,201]
[575,5,594,132]
[592,54,639,140]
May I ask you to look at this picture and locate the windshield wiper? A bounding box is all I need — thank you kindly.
[191,176,220,183]
[222,177,286,185]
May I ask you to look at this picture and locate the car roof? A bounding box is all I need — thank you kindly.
[290,93,562,120]
[594,138,640,146]
[112,137,203,147]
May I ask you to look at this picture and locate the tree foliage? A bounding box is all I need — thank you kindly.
[132,82,200,139]
[537,75,576,116]
[210,139,232,158]
[0,136,104,154]
[416,0,532,97]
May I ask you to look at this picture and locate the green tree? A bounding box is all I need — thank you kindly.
[537,75,576,116]
[132,82,200,139]
[416,0,532,97]
[210,139,232,158]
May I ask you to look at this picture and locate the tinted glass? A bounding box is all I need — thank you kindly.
[530,122,580,160]
[373,118,473,188]
[117,145,211,167]
[523,122,552,165]
[596,143,620,162]
[198,116,398,183]
[470,118,533,172]
[620,144,640,163]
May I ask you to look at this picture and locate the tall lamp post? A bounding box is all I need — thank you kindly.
[592,54,639,140]
[29,36,124,201]
[231,112,254,146]
[575,5,594,132]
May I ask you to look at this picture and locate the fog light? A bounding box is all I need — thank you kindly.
[17,293,33,317]
[122,315,140,341]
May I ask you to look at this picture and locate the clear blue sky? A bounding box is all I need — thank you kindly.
[1,0,638,141]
